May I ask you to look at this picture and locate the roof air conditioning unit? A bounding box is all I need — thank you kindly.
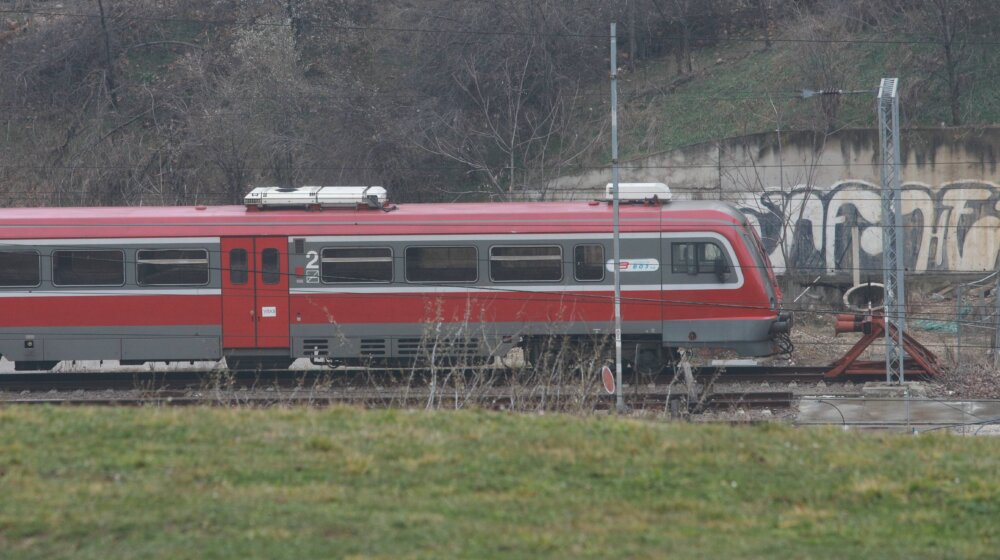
[603,182,671,203]
[244,186,388,209]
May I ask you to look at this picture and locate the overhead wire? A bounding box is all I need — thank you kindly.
[1,159,999,172]
[5,6,1000,47]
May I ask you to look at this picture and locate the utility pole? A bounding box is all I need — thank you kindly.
[877,78,906,385]
[610,23,625,413]
[798,82,906,384]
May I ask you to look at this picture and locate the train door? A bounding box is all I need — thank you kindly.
[221,237,290,349]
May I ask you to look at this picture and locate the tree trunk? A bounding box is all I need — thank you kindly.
[759,0,772,49]
[628,0,637,71]
[95,0,118,110]
[935,0,963,125]
[682,20,692,73]
[285,0,303,52]
[946,51,961,125]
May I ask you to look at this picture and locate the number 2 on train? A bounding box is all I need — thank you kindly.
[305,250,320,283]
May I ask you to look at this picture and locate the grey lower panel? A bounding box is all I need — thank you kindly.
[0,317,779,362]
[293,319,681,360]
[294,331,509,361]
[662,318,773,344]
[0,326,222,362]
[48,338,122,361]
[122,338,221,361]
[291,317,779,359]
[663,318,777,356]
[290,320,660,340]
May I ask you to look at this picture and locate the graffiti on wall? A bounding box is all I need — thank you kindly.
[733,180,1000,275]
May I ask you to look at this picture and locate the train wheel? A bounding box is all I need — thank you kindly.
[633,347,663,376]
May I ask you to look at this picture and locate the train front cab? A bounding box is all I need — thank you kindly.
[657,223,790,357]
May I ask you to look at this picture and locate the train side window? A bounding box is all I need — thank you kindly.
[405,246,477,282]
[574,244,604,282]
[230,249,248,284]
[261,248,280,285]
[52,250,125,286]
[698,243,725,274]
[137,249,209,286]
[0,251,40,287]
[322,247,392,283]
[671,242,730,277]
[490,246,562,282]
[671,243,697,274]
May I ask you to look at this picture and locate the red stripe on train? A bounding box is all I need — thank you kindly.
[0,296,221,327]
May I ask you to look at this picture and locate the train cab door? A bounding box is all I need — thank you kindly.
[221,237,290,349]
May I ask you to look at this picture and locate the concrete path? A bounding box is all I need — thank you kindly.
[798,397,1000,434]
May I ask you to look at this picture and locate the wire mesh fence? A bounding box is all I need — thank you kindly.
[952,278,1000,370]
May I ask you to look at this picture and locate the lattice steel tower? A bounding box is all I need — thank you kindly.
[877,78,906,384]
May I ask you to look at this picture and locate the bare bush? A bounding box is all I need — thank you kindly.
[940,361,1000,399]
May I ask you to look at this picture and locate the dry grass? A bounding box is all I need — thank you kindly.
[1,407,1000,559]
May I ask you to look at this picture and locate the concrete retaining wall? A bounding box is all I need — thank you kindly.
[544,127,1000,278]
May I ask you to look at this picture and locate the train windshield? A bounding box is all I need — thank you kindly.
[748,226,781,302]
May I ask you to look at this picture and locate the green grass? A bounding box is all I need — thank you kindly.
[610,40,897,160]
[122,20,208,84]
[584,32,1000,166]
[0,407,998,558]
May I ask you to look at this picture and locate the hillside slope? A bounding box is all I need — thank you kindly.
[0,1,997,205]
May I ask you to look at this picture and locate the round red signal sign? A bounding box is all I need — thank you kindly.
[602,365,615,394]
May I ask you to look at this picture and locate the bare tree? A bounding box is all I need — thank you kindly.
[877,0,990,126]
[790,4,853,132]
[416,36,603,200]
[908,0,973,126]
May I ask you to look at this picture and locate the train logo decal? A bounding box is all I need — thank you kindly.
[605,258,660,272]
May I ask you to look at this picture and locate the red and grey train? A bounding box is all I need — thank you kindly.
[0,184,791,372]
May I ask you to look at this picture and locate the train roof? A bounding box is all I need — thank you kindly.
[0,200,749,240]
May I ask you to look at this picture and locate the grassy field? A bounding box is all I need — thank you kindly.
[0,407,998,559]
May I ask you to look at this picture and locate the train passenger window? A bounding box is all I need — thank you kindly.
[321,247,392,283]
[261,248,281,285]
[52,250,124,286]
[0,251,40,287]
[699,244,724,273]
[137,249,209,286]
[574,245,604,282]
[230,249,248,284]
[405,246,477,282]
[671,242,728,276]
[490,246,562,282]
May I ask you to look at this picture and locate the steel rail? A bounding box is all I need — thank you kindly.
[0,365,894,393]
[0,390,794,411]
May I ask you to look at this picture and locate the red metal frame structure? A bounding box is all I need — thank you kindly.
[826,313,942,378]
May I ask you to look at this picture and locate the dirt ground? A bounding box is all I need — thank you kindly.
[770,290,1000,399]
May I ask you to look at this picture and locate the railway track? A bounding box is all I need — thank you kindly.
[0,388,795,412]
[0,366,852,392]
[0,364,869,413]
[0,365,854,393]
